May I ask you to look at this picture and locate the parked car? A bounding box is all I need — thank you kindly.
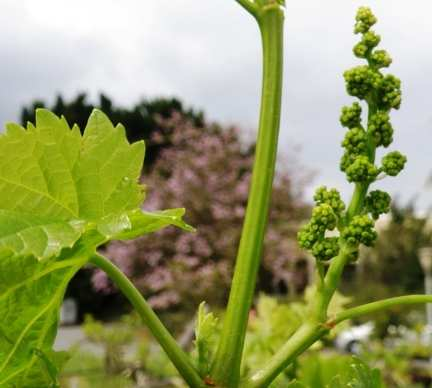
[335,322,374,353]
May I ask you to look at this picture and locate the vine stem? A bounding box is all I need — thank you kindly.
[243,250,354,388]
[328,295,432,325]
[244,192,370,388]
[245,294,432,388]
[245,97,379,387]
[210,4,284,387]
[89,253,204,388]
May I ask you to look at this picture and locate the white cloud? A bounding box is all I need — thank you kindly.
[0,0,431,208]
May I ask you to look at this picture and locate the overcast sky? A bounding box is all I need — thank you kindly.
[1,0,431,209]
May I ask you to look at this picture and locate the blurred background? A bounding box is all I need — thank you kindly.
[2,0,432,387]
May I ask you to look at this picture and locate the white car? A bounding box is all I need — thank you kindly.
[335,322,374,353]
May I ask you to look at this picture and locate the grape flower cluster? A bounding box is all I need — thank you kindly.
[298,7,407,262]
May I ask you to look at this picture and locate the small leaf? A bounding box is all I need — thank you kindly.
[96,213,132,239]
[328,357,383,388]
[348,357,383,388]
[194,302,219,377]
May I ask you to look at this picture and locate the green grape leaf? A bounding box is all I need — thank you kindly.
[0,109,145,259]
[0,109,194,385]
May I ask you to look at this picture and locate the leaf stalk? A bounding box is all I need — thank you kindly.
[328,295,432,325]
[89,253,204,388]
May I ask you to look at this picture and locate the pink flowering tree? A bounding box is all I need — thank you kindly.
[94,113,310,311]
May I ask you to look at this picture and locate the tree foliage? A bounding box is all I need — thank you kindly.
[21,93,204,167]
[96,113,310,311]
[353,202,429,297]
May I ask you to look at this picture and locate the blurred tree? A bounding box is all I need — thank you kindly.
[95,113,311,314]
[21,94,309,320]
[21,93,204,166]
[357,202,430,293]
[343,201,432,334]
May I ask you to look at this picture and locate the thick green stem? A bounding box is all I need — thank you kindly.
[89,254,204,388]
[328,295,432,325]
[211,6,284,387]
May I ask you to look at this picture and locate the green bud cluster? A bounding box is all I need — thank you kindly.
[377,74,401,110]
[298,224,320,250]
[341,7,406,182]
[312,237,340,261]
[344,6,402,110]
[340,152,357,172]
[365,190,391,220]
[346,155,379,183]
[362,31,381,48]
[368,111,393,147]
[343,66,381,100]
[342,128,367,154]
[313,186,345,215]
[354,6,377,34]
[342,215,377,247]
[340,102,362,128]
[370,50,392,69]
[311,204,337,231]
[381,151,407,176]
[353,31,381,59]
[298,7,407,263]
[297,190,343,260]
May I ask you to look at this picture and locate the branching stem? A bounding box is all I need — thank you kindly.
[245,77,379,387]
[245,294,432,388]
